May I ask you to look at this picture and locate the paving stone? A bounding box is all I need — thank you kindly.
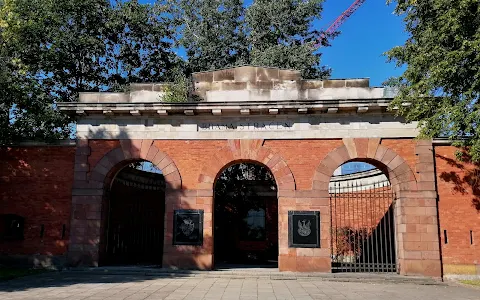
[1,273,480,300]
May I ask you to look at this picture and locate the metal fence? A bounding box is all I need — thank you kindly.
[330,179,397,273]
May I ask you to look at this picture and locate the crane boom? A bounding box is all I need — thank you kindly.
[316,0,367,47]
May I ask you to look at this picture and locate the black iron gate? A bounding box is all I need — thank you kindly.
[105,167,165,265]
[330,179,396,273]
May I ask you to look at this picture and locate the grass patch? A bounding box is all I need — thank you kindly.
[0,267,46,281]
[459,280,480,287]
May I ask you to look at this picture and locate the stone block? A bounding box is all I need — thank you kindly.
[353,138,369,157]
[206,90,249,102]
[250,89,271,101]
[342,138,357,158]
[192,71,213,83]
[119,140,132,159]
[247,81,274,90]
[387,155,404,171]
[374,145,388,162]
[402,259,442,277]
[233,66,256,82]
[220,82,248,90]
[323,79,346,88]
[346,78,369,87]
[271,89,299,100]
[296,257,331,272]
[381,150,397,165]
[279,255,297,271]
[417,181,436,191]
[130,139,142,158]
[129,83,154,91]
[130,90,162,102]
[366,138,380,158]
[256,67,279,81]
[146,146,159,162]
[78,93,100,103]
[140,139,153,159]
[213,69,235,81]
[279,69,301,81]
[301,80,323,89]
[162,163,178,176]
[152,151,167,166]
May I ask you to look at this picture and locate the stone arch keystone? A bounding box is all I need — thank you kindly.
[197,139,296,191]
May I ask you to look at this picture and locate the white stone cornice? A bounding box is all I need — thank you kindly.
[59,98,395,117]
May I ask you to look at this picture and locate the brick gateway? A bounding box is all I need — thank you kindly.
[1,66,479,278]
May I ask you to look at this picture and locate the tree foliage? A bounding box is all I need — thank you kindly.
[171,0,248,73]
[0,0,180,144]
[171,0,331,78]
[246,0,330,79]
[386,0,480,160]
[0,0,332,144]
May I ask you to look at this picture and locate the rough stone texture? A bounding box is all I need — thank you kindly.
[435,146,480,275]
[76,66,388,104]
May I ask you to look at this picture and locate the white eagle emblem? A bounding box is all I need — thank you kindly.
[297,220,311,237]
[180,218,195,236]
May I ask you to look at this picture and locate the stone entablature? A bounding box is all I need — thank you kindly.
[58,66,417,140]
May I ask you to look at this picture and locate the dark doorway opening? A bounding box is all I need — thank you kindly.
[103,161,165,266]
[214,163,278,268]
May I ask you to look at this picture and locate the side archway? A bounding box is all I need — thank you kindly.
[313,138,417,194]
[68,139,181,267]
[89,139,181,191]
[313,138,441,277]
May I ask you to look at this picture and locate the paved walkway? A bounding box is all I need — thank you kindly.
[0,272,478,300]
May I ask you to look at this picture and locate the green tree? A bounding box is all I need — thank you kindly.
[0,0,181,144]
[386,0,480,160]
[171,0,331,78]
[170,0,248,73]
[106,0,181,88]
[246,0,330,79]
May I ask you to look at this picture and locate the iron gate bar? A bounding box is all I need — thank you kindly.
[330,176,397,273]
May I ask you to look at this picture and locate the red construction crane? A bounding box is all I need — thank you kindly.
[316,0,367,47]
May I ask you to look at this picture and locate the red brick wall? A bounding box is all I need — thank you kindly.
[435,146,480,275]
[0,146,75,257]
[7,139,472,277]
[264,139,344,190]
[81,138,437,274]
[331,187,393,231]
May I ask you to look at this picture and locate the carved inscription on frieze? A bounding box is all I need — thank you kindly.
[198,121,294,131]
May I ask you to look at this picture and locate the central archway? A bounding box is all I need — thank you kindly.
[214,162,278,268]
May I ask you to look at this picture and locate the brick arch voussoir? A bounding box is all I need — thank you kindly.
[89,144,182,191]
[197,143,296,191]
[313,141,418,192]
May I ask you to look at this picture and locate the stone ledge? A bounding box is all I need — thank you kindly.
[59,98,395,116]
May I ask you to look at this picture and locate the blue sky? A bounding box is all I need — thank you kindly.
[318,0,407,86]
[139,0,408,86]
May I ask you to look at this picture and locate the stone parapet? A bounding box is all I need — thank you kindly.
[73,66,390,104]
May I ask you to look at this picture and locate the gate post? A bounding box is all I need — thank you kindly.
[395,140,441,277]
